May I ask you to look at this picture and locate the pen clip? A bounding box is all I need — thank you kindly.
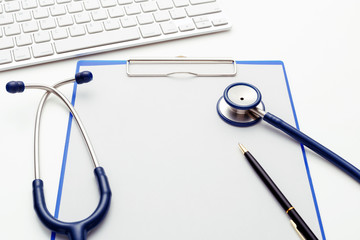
[290,220,306,240]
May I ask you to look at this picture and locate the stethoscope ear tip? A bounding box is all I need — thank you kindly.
[6,81,25,94]
[75,71,93,84]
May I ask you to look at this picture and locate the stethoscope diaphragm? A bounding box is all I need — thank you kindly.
[217,82,265,127]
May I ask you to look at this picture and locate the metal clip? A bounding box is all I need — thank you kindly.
[126,57,237,77]
[290,220,306,240]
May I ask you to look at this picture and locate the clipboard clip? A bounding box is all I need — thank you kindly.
[126,57,237,77]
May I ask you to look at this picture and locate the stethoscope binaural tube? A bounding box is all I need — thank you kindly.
[6,72,111,240]
[217,82,360,183]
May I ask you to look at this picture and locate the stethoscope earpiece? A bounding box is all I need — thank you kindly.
[75,71,93,84]
[217,82,265,127]
[6,81,25,94]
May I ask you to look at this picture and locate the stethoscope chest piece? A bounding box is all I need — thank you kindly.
[217,82,265,127]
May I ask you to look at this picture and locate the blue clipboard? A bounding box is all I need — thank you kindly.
[49,60,325,240]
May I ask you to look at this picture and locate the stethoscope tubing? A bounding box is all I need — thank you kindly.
[263,112,360,183]
[29,83,100,179]
[33,79,74,179]
[33,167,111,240]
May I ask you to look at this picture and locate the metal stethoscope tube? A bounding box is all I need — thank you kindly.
[32,79,99,179]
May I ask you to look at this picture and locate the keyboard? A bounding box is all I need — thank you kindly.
[0,0,231,71]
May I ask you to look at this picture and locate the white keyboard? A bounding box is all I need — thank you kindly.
[0,0,231,71]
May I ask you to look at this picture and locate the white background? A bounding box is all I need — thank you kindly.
[1,0,360,239]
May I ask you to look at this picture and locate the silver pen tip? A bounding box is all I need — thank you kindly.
[238,143,248,154]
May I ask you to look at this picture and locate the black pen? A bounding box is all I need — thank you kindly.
[238,144,318,240]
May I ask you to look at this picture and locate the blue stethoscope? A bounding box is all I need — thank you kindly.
[6,72,111,240]
[217,82,360,183]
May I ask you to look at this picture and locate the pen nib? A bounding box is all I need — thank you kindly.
[238,143,248,154]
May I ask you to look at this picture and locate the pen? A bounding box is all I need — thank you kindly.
[238,144,318,240]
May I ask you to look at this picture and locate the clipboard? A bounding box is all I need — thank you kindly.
[3,59,326,239]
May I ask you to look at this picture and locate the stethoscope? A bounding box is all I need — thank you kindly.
[6,71,111,240]
[217,82,360,183]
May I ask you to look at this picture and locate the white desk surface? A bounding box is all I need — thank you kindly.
[1,1,359,239]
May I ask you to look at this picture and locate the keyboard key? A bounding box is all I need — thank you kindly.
[178,22,195,32]
[4,24,21,36]
[57,15,74,26]
[40,18,57,30]
[124,4,141,15]
[103,19,120,30]
[157,0,173,10]
[100,0,117,7]
[91,9,108,20]
[170,8,186,19]
[173,0,189,7]
[120,16,137,27]
[51,28,68,40]
[86,22,103,33]
[141,1,157,12]
[0,14,14,25]
[212,18,228,26]
[50,5,66,16]
[16,12,32,22]
[33,8,49,19]
[54,28,140,53]
[22,0,38,9]
[16,35,33,46]
[153,11,170,22]
[74,12,91,23]
[0,50,12,64]
[84,0,100,10]
[160,21,178,34]
[39,0,55,7]
[137,13,154,25]
[139,23,161,38]
[69,25,86,36]
[5,1,20,12]
[189,0,215,4]
[0,37,15,50]
[14,47,31,61]
[185,3,221,17]
[32,43,54,57]
[57,0,71,3]
[22,21,39,33]
[108,7,125,17]
[67,2,83,13]
[118,0,133,5]
[195,21,211,29]
[193,16,211,28]
[34,32,51,43]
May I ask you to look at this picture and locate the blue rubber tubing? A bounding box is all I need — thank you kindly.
[264,112,360,183]
[32,167,112,240]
